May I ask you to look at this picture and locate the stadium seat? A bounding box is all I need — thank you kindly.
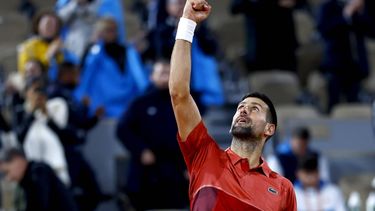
[331,103,372,119]
[276,104,322,135]
[249,70,301,105]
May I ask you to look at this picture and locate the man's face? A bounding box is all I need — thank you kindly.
[297,169,319,188]
[0,158,26,182]
[230,97,272,140]
[167,0,185,18]
[24,61,43,79]
[151,62,170,89]
[291,137,309,156]
[60,69,80,88]
[102,21,118,43]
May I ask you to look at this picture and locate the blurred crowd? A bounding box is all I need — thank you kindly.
[0,0,374,210]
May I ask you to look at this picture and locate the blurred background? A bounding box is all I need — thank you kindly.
[0,0,374,210]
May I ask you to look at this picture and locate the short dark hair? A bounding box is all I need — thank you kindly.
[24,76,47,92]
[58,61,77,78]
[0,148,25,163]
[297,154,318,172]
[241,92,277,128]
[292,126,310,141]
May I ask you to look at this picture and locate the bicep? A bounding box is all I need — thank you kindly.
[171,94,201,141]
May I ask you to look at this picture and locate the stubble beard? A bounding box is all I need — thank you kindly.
[230,123,256,140]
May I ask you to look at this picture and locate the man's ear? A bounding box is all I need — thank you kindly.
[264,123,275,137]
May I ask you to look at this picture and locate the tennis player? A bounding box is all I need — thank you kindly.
[169,0,297,210]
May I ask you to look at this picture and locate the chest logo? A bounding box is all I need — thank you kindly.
[268,187,278,195]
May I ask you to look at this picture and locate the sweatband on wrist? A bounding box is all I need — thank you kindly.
[175,17,197,43]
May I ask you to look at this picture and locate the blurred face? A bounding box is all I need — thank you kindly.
[151,62,170,89]
[297,169,320,188]
[291,137,309,157]
[0,158,27,182]
[230,97,274,140]
[25,83,47,107]
[38,15,59,39]
[60,69,80,87]
[101,21,118,43]
[167,0,185,18]
[24,61,43,79]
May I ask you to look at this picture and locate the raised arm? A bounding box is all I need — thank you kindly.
[169,0,211,141]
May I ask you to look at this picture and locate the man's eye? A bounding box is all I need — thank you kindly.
[251,107,259,112]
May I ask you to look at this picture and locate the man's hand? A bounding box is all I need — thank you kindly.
[141,149,156,166]
[343,0,364,18]
[182,0,212,23]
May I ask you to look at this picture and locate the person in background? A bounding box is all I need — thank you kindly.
[57,0,100,59]
[294,154,346,211]
[140,0,224,107]
[75,17,148,118]
[48,62,104,211]
[0,148,78,211]
[268,126,330,184]
[317,0,375,111]
[18,11,63,76]
[231,0,299,72]
[13,77,71,186]
[116,60,193,210]
[18,11,79,81]
[23,59,46,80]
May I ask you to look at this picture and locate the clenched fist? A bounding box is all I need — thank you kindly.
[182,0,212,23]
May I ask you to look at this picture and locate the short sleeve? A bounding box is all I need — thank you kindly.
[177,121,220,173]
[282,179,297,211]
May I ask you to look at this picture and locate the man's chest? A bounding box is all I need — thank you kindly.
[191,162,285,211]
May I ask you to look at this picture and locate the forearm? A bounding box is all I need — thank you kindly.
[169,40,192,100]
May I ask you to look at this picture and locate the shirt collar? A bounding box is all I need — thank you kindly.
[226,148,273,178]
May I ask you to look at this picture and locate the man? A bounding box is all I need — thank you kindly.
[48,62,103,211]
[231,0,298,72]
[169,0,297,209]
[0,148,78,211]
[316,0,375,111]
[117,60,194,210]
[268,126,330,184]
[294,154,346,211]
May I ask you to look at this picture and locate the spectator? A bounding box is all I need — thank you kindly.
[140,0,224,106]
[75,17,148,118]
[0,148,79,211]
[294,154,346,211]
[116,60,194,210]
[57,0,100,59]
[24,59,46,80]
[0,112,18,148]
[48,62,104,211]
[267,126,330,184]
[18,11,62,75]
[131,0,168,31]
[316,0,374,111]
[56,0,127,43]
[13,77,71,186]
[231,0,299,72]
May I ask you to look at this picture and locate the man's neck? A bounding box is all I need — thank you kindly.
[230,138,264,169]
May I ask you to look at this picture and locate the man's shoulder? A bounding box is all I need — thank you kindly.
[270,170,294,190]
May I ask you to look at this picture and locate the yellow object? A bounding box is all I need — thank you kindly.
[18,37,64,74]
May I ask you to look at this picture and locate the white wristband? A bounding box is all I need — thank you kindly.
[175,17,197,43]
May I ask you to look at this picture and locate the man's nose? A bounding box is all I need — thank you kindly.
[240,107,248,115]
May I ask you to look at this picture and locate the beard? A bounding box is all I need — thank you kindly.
[230,123,256,140]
